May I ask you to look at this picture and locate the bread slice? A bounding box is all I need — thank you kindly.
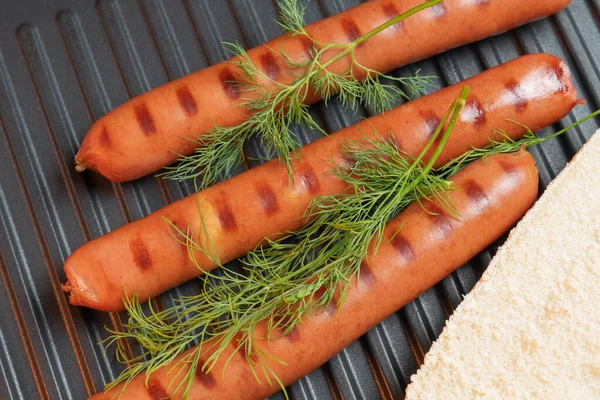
[405,131,600,400]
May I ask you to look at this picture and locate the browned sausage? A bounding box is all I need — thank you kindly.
[63,54,580,312]
[75,0,572,182]
[88,150,539,399]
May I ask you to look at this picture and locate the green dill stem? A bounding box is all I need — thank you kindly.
[438,108,600,178]
[320,0,442,70]
[527,108,600,144]
[421,86,469,173]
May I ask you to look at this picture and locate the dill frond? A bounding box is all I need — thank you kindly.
[276,0,307,36]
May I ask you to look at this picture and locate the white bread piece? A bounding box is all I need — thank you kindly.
[405,130,600,400]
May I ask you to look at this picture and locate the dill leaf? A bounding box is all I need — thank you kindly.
[276,0,307,36]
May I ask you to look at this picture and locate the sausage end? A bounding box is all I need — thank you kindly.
[74,158,86,172]
[62,258,125,312]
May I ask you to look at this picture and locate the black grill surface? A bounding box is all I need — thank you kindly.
[0,1,598,399]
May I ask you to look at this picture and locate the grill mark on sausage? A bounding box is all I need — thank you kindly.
[359,261,376,285]
[147,380,169,399]
[464,95,486,127]
[169,221,185,242]
[259,52,281,81]
[233,332,259,363]
[273,314,302,342]
[420,110,442,137]
[216,199,237,231]
[313,286,338,316]
[285,327,301,342]
[130,237,152,271]
[382,3,404,29]
[338,153,356,169]
[427,204,454,236]
[99,126,111,148]
[505,80,528,112]
[298,164,320,195]
[430,2,447,18]
[257,184,279,215]
[474,0,491,4]
[314,286,327,300]
[391,234,416,261]
[463,179,489,208]
[341,18,361,43]
[176,86,198,117]
[299,36,316,60]
[168,220,189,255]
[549,62,568,93]
[499,160,523,180]
[134,103,157,136]
[195,365,216,389]
[220,68,241,100]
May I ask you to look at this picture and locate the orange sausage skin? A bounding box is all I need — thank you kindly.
[63,54,580,312]
[75,0,571,182]
[88,151,539,400]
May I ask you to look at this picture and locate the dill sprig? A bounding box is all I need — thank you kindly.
[103,87,470,399]
[440,109,600,178]
[159,0,440,190]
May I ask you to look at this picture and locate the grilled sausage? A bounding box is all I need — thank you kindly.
[75,0,571,182]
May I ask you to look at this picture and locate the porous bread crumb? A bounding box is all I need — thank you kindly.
[405,131,600,400]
